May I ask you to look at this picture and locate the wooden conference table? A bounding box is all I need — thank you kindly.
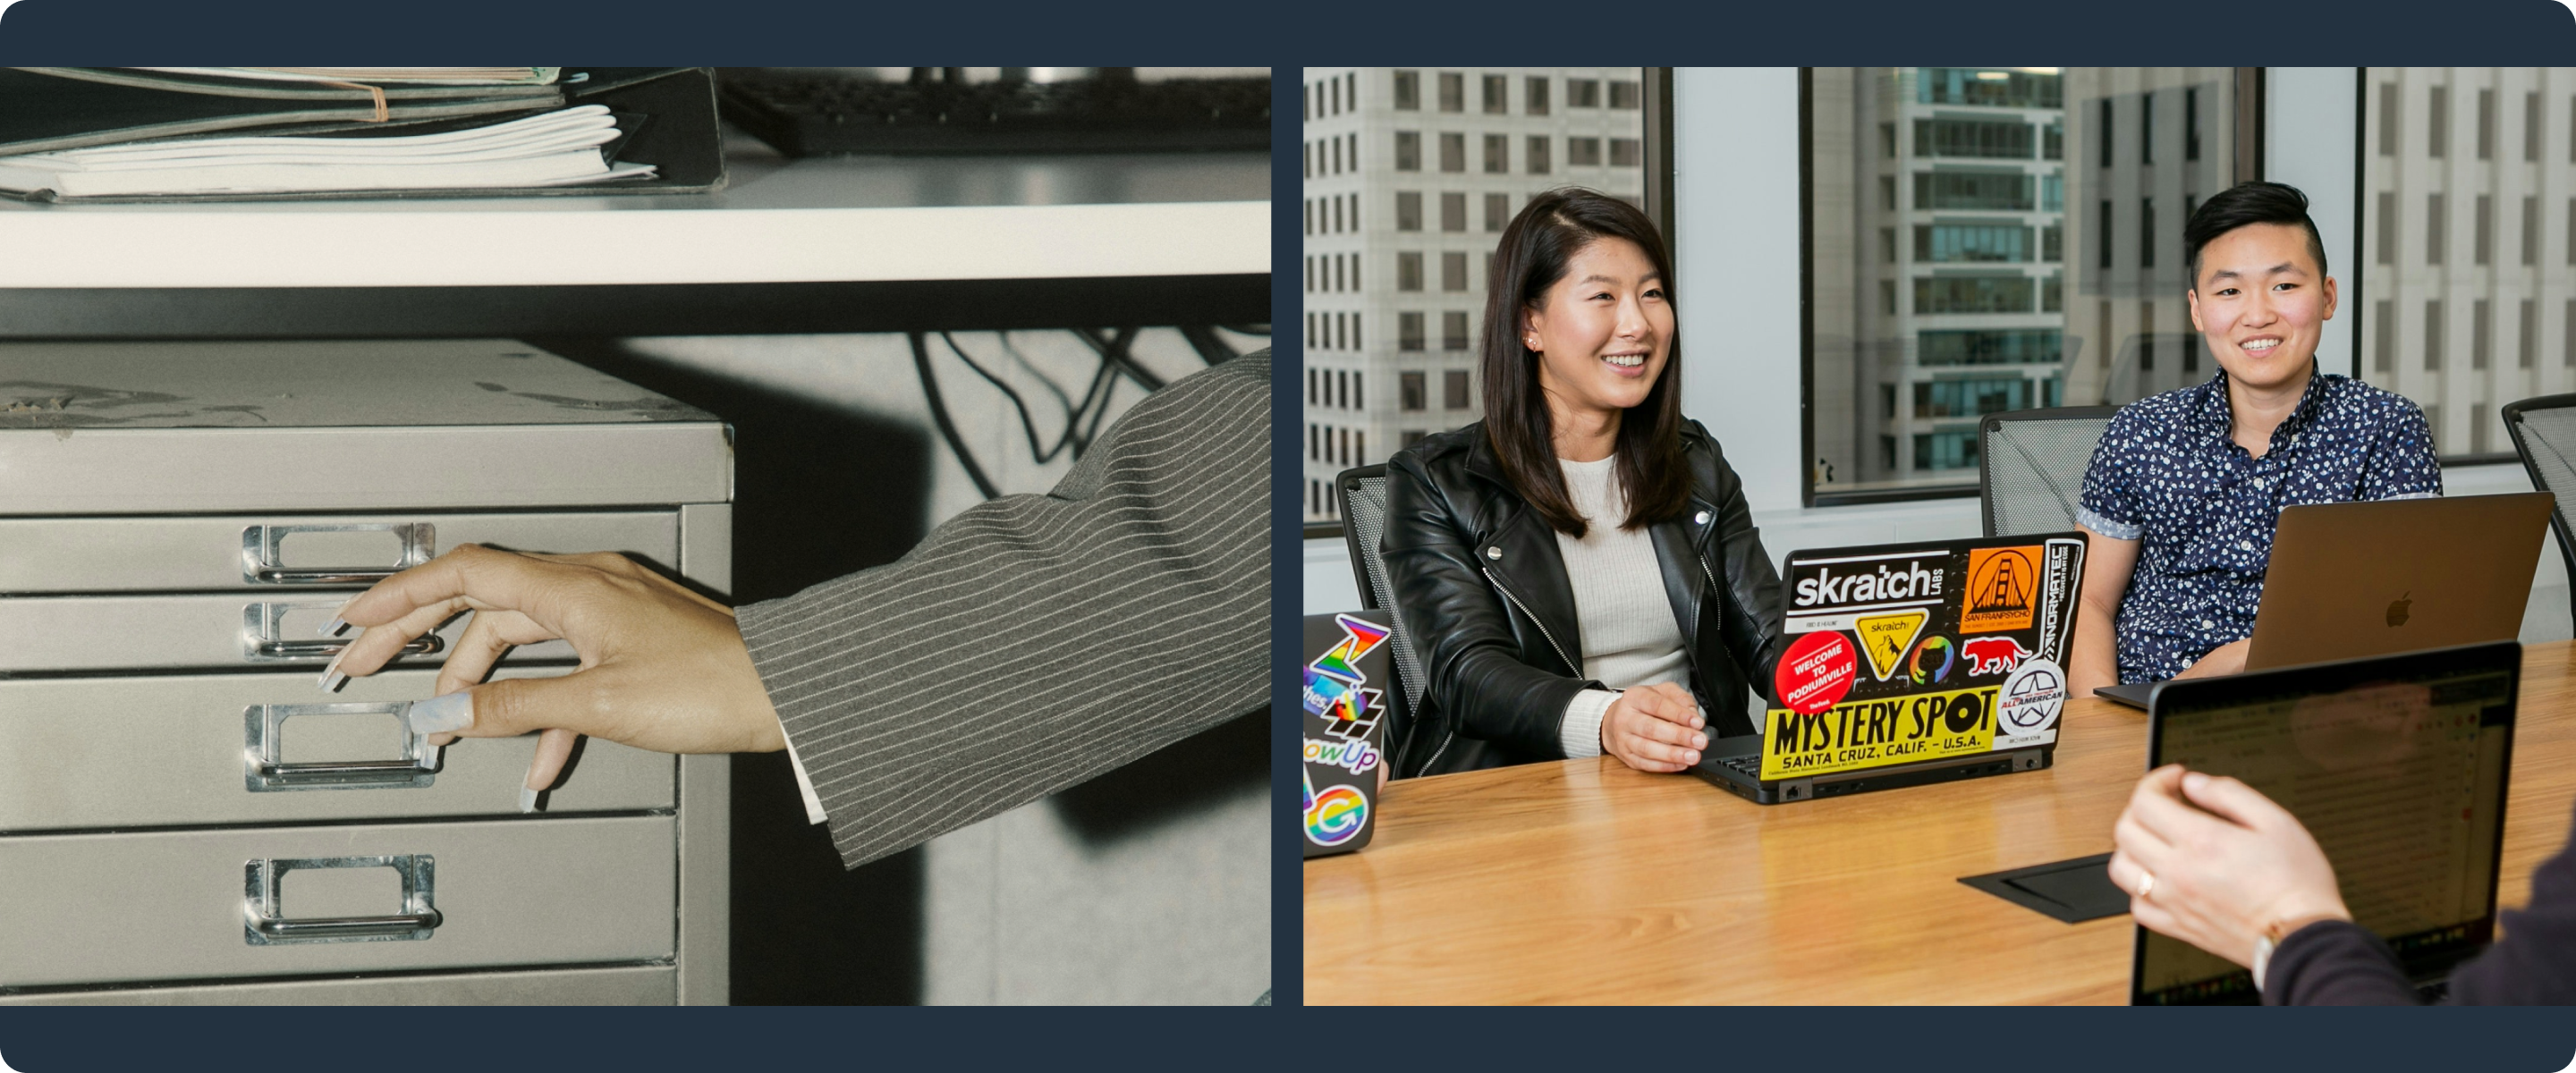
[1302,641,2576,1004]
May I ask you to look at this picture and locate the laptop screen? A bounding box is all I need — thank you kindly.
[2131,642,2518,1004]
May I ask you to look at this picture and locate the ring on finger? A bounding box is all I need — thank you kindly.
[2138,870,2157,901]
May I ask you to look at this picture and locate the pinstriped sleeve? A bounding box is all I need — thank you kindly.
[733,351,1270,871]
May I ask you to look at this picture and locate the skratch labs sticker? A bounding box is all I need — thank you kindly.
[1302,613,1391,855]
[1766,536,2085,781]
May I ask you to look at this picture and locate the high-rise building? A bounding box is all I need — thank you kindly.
[2360,67,2576,458]
[1300,67,1645,523]
[1813,67,2236,494]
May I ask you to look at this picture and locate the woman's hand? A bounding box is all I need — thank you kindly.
[326,545,784,801]
[2108,765,2351,967]
[2174,638,2252,680]
[1599,681,1707,773]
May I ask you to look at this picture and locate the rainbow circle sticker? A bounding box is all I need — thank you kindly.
[1909,635,1956,685]
[1306,784,1370,846]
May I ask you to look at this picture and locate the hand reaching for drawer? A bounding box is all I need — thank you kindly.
[326,544,786,807]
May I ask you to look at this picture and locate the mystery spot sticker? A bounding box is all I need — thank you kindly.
[1775,630,1859,715]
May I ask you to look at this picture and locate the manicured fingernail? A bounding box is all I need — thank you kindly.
[1693,735,1707,749]
[405,692,473,735]
[317,649,347,692]
[2182,772,2209,793]
[1685,750,1700,764]
[518,786,539,814]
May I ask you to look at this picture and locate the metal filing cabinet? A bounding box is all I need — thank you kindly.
[0,340,732,1004]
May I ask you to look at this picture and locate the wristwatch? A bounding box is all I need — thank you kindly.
[2250,917,2300,992]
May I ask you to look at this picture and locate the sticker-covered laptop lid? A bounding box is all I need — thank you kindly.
[1302,610,1391,858]
[1762,533,2086,782]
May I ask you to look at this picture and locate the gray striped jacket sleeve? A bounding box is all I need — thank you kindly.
[734,351,1270,870]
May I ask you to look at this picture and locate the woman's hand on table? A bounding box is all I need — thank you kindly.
[1599,681,1707,773]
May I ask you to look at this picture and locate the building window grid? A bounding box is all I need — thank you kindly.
[2479,88,2496,161]
[2430,85,2449,157]
[2428,193,2446,265]
[2521,299,2538,369]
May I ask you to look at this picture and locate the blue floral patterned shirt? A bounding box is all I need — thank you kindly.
[2076,365,2440,683]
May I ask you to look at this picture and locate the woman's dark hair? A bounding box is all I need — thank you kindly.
[1479,186,1689,537]
[2184,181,2328,286]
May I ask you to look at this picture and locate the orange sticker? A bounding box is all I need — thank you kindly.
[1961,545,2040,634]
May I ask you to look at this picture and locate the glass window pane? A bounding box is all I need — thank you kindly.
[1305,68,1648,520]
[1809,67,2227,496]
[2357,67,2576,460]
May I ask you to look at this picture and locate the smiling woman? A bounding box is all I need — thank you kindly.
[1378,188,1790,779]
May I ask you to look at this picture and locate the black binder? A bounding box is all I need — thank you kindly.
[0,66,726,202]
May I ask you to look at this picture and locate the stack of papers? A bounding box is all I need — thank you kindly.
[127,68,565,86]
[0,105,653,199]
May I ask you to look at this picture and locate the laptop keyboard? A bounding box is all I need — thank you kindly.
[1711,754,1764,777]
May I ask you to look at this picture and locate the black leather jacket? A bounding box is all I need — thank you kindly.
[1381,419,1787,778]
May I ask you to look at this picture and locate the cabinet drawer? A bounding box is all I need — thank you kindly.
[0,815,674,988]
[0,593,574,672]
[0,511,680,593]
[0,670,673,832]
[0,964,675,1005]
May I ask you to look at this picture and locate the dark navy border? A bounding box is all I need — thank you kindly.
[0,0,2572,1066]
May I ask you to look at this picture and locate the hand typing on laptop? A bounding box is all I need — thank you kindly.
[2167,638,2250,681]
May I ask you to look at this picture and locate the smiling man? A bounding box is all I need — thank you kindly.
[2067,182,2439,695]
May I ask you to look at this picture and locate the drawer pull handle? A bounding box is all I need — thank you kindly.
[243,855,441,945]
[252,637,443,661]
[242,602,444,663]
[242,522,435,585]
[245,702,437,791]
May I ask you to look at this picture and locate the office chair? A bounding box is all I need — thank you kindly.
[2502,394,2576,635]
[1979,407,2120,537]
[1335,464,1427,774]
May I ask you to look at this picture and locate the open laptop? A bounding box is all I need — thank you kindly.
[2096,493,2553,708]
[1694,533,2086,804]
[2131,640,2520,1004]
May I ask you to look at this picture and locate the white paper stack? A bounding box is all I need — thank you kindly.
[0,105,652,199]
[127,67,565,85]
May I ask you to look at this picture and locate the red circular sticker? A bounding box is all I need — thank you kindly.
[1775,631,1858,714]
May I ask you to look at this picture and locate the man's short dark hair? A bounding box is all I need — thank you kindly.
[2184,180,2328,288]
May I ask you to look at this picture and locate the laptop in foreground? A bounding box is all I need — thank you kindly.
[2132,640,2519,1004]
[1694,533,2085,804]
[2096,493,2551,708]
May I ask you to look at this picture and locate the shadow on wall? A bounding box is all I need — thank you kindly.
[1051,705,1267,846]
[530,335,936,1004]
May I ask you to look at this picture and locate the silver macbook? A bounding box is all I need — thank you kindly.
[2095,492,2552,707]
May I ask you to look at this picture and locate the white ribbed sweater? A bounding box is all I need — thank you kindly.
[1551,455,1691,756]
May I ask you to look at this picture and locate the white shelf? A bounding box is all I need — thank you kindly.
[0,147,1269,289]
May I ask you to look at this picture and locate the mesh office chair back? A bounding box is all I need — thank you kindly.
[2503,394,2576,632]
[1335,465,1427,769]
[1979,407,2120,537]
